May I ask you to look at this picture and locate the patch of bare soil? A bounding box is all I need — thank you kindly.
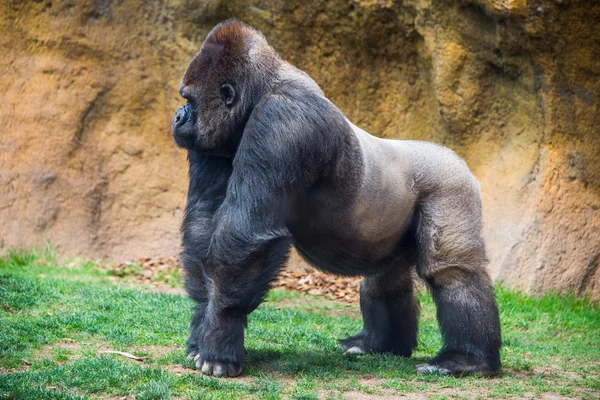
[162,364,198,376]
[0,338,85,373]
[341,387,583,400]
[514,394,580,400]
[0,365,30,374]
[532,366,582,380]
[37,338,82,361]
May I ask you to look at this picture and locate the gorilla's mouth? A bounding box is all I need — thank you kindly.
[172,104,198,136]
[172,104,200,150]
[173,105,193,131]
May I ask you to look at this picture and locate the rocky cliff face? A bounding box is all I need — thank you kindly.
[1,0,598,297]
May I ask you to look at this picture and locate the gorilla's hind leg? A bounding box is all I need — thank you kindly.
[181,154,233,361]
[417,268,501,376]
[339,264,418,356]
[415,190,501,376]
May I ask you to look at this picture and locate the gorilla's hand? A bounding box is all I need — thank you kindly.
[194,313,246,377]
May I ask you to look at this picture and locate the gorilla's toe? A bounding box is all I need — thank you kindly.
[196,359,243,377]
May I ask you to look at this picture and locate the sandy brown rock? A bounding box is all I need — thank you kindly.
[0,0,598,298]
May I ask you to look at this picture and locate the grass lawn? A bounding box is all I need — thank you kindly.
[0,249,599,399]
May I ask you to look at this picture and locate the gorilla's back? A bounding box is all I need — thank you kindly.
[288,123,481,276]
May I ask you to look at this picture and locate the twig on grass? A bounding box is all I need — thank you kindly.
[99,350,148,361]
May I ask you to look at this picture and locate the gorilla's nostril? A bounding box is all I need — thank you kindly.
[173,106,189,129]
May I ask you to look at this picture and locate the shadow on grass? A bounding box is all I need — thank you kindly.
[178,347,429,379]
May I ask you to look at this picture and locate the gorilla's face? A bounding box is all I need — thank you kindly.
[172,41,241,156]
[171,99,198,149]
[172,23,278,157]
[172,76,239,156]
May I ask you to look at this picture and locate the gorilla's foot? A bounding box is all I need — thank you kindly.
[339,332,413,357]
[195,357,243,377]
[417,351,499,377]
[194,315,246,377]
[339,333,367,354]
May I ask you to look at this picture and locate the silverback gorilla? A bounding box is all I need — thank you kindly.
[172,20,501,378]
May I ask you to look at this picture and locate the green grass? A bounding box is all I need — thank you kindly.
[0,249,599,399]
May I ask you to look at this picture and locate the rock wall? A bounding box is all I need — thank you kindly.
[1,0,598,297]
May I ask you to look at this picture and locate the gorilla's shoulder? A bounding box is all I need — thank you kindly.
[236,80,352,174]
[262,79,327,107]
[247,80,348,138]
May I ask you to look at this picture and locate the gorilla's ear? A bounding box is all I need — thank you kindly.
[220,84,236,107]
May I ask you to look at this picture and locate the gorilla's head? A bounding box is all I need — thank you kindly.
[172,20,281,156]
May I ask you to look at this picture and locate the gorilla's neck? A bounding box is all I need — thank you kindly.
[186,150,233,204]
[196,148,235,159]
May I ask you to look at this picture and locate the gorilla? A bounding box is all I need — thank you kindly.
[172,20,501,378]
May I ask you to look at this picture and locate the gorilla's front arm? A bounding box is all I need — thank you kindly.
[180,151,232,359]
[194,177,291,376]
[190,93,321,376]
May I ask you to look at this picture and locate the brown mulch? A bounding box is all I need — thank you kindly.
[110,251,361,304]
[111,256,179,280]
[274,264,360,303]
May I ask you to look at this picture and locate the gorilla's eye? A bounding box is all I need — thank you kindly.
[220,84,236,107]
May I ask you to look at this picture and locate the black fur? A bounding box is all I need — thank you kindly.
[339,259,419,357]
[173,20,501,378]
